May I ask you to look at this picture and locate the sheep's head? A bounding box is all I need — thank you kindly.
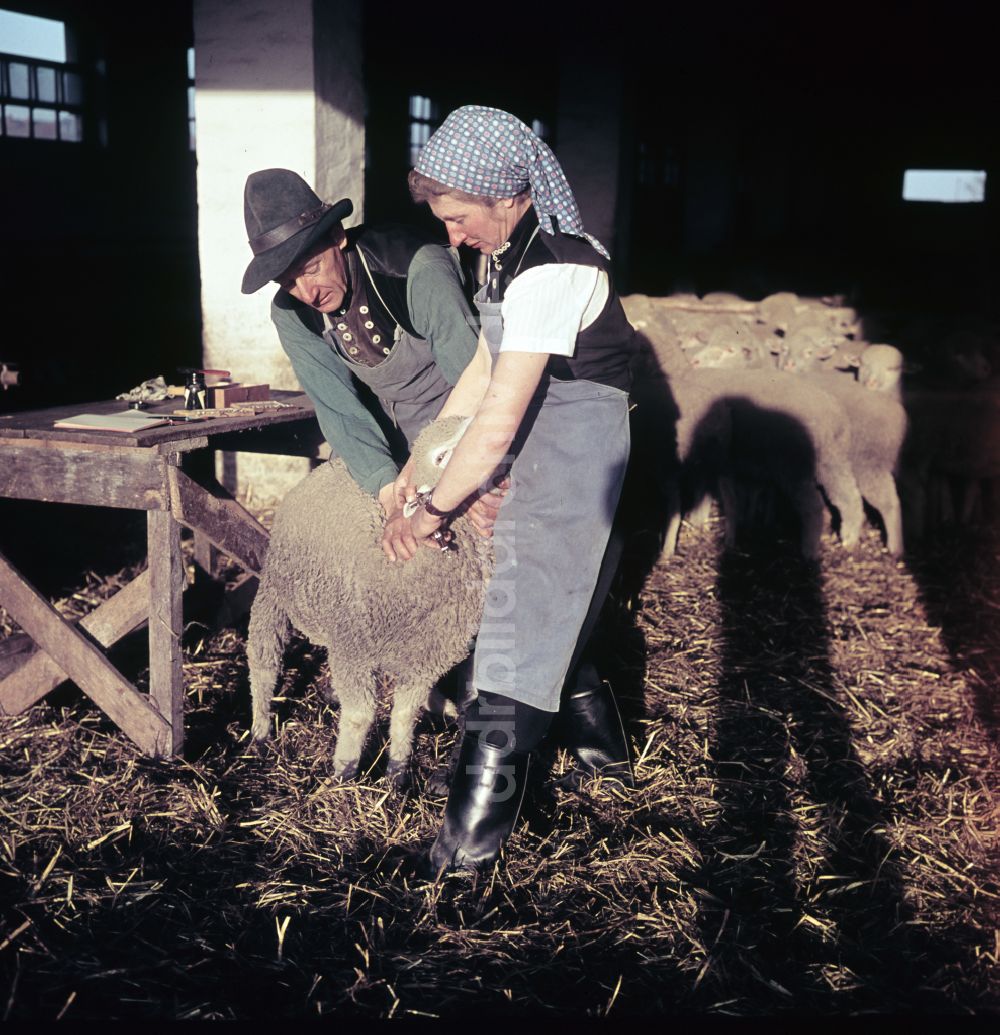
[402,415,473,517]
[858,343,904,392]
[778,327,839,373]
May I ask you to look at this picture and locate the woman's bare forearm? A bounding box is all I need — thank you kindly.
[427,351,549,512]
[437,333,493,421]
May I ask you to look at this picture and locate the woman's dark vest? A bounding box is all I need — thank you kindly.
[486,210,637,392]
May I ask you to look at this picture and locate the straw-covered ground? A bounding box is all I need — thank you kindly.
[0,503,998,1019]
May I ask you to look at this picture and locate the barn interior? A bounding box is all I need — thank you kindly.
[0,0,998,1020]
[1,0,996,409]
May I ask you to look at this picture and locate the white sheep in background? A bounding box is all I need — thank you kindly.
[702,368,865,558]
[625,297,863,559]
[857,343,906,399]
[757,291,808,335]
[804,375,907,554]
[775,325,845,374]
[745,335,908,554]
[800,304,863,340]
[687,336,773,371]
[246,416,492,788]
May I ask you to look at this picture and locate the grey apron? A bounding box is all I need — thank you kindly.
[471,285,631,711]
[323,325,453,448]
[322,248,455,449]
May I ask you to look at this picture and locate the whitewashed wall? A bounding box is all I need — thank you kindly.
[192,0,364,503]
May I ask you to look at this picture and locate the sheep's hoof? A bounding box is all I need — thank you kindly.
[332,761,359,783]
[384,759,411,791]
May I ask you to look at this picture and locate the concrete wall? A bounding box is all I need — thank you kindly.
[192,0,364,502]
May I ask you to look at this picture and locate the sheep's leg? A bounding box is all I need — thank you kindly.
[896,468,926,544]
[246,581,291,741]
[959,478,983,525]
[821,466,864,550]
[790,481,826,560]
[331,669,378,782]
[685,490,713,529]
[857,470,904,555]
[660,480,683,560]
[931,474,955,526]
[384,682,431,790]
[717,474,740,548]
[747,482,769,527]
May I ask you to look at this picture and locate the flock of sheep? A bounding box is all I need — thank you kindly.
[246,290,1000,776]
[623,290,1000,559]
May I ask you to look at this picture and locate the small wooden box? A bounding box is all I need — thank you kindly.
[207,383,270,407]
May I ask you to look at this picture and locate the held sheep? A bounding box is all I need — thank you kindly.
[246,416,492,788]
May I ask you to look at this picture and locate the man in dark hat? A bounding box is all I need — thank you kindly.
[242,168,489,529]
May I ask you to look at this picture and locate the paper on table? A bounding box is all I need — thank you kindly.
[52,411,170,432]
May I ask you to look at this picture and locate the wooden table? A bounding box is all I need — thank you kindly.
[0,392,323,756]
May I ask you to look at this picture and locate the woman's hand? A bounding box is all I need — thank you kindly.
[381,506,449,562]
[464,475,510,537]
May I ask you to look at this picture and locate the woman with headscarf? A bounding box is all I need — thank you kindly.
[381,106,639,876]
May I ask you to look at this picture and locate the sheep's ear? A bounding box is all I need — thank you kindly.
[846,353,862,367]
[817,344,838,360]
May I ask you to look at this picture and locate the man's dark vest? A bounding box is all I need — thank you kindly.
[272,223,431,346]
[485,209,638,392]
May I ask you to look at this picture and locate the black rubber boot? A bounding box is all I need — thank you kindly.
[557,676,635,788]
[425,731,531,877]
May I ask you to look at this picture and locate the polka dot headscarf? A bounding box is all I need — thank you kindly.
[415,105,609,259]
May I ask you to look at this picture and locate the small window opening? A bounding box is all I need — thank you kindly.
[902,169,986,203]
[408,94,440,166]
[0,8,83,143]
[187,47,195,151]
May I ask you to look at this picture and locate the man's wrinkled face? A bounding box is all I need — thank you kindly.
[278,232,348,312]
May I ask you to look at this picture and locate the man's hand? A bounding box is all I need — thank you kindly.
[381,510,420,561]
[464,475,510,537]
[391,456,417,512]
[381,507,448,562]
[377,481,399,517]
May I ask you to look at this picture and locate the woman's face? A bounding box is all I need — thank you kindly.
[428,194,521,254]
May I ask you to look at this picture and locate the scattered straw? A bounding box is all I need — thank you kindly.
[0,517,998,1018]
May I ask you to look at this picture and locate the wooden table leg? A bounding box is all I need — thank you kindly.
[147,510,185,755]
[0,569,151,714]
[167,467,269,574]
[192,530,219,576]
[0,550,171,755]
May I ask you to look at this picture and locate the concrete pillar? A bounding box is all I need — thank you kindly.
[192,0,364,503]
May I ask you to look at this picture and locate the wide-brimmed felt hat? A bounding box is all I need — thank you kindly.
[241,168,353,294]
